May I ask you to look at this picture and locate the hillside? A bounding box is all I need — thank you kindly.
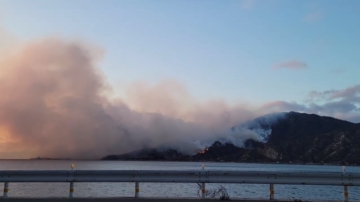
[102,112,360,165]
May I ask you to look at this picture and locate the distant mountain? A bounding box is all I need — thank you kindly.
[102,112,360,165]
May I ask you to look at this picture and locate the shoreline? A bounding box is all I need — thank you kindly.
[0,159,358,167]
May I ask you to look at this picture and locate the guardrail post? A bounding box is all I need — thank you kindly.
[201,182,205,199]
[343,185,348,202]
[270,184,274,200]
[135,182,140,198]
[3,182,9,198]
[69,182,74,198]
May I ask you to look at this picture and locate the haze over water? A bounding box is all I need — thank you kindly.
[1,160,359,200]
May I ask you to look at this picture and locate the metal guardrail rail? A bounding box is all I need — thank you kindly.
[1,170,359,201]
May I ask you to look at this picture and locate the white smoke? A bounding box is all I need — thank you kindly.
[0,38,273,159]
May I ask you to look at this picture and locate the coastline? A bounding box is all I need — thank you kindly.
[0,158,357,167]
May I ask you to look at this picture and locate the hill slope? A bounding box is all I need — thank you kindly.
[102,112,360,165]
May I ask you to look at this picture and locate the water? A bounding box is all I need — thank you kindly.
[0,160,359,200]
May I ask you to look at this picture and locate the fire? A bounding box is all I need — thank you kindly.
[199,147,209,154]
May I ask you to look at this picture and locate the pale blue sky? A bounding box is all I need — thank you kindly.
[1,0,360,104]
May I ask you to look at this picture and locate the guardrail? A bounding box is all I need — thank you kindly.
[1,170,359,201]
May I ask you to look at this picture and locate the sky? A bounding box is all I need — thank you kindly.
[0,0,360,159]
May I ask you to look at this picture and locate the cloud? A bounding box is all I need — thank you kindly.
[305,90,335,102]
[259,100,360,123]
[309,101,360,122]
[277,85,360,123]
[272,60,307,70]
[330,85,360,101]
[306,85,360,103]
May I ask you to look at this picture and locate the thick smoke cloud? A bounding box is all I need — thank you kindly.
[123,80,256,130]
[0,27,16,55]
[0,39,261,159]
[0,39,123,159]
[1,38,359,159]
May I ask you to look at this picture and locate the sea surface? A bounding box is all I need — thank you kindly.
[0,160,359,200]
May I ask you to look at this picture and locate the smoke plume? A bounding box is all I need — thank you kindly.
[2,37,357,159]
[0,38,262,159]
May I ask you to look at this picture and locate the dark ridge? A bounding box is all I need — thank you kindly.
[102,112,360,165]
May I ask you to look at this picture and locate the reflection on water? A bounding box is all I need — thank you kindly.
[0,160,359,200]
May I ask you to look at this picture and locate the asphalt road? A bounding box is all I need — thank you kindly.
[0,198,298,202]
